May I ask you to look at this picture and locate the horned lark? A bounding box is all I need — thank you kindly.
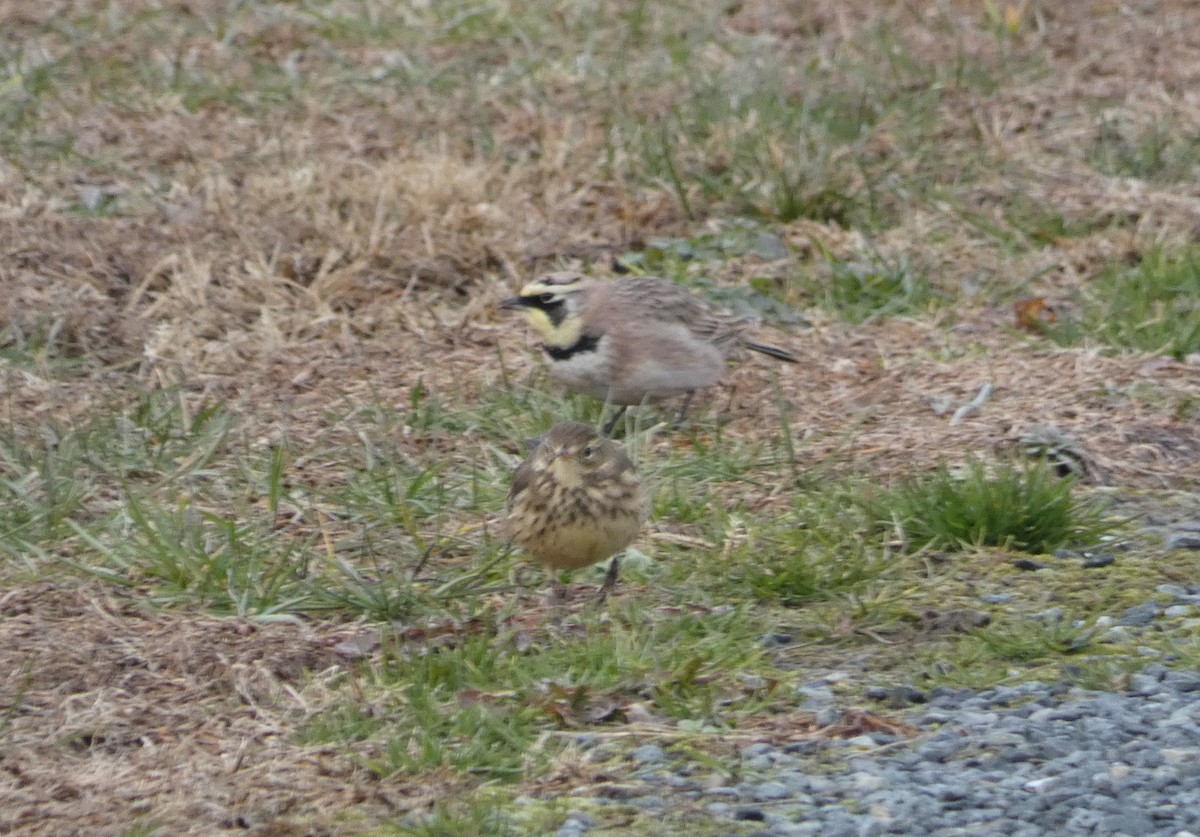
[500,271,797,429]
[506,421,650,600]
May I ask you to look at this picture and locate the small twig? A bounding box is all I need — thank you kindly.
[950,382,994,426]
[409,544,436,581]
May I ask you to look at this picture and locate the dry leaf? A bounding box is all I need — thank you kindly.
[1014,297,1057,331]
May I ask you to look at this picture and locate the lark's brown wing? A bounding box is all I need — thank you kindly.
[593,275,757,352]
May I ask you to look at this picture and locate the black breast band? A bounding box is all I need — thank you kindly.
[545,334,601,360]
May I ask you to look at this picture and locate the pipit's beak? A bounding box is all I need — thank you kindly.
[499,296,526,310]
[524,432,547,453]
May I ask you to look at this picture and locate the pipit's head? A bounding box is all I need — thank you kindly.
[499,271,589,348]
[523,420,628,489]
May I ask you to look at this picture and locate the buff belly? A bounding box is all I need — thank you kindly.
[513,511,643,571]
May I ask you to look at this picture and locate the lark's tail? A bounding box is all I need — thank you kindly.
[746,341,799,363]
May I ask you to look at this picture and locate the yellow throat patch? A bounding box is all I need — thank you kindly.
[523,307,583,349]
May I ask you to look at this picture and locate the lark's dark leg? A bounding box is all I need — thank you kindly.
[596,555,621,601]
[601,406,628,438]
[673,390,697,429]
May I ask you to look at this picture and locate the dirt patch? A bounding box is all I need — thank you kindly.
[0,582,403,836]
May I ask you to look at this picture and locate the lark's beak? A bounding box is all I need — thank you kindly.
[499,296,527,310]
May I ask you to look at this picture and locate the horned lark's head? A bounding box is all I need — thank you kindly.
[499,271,589,349]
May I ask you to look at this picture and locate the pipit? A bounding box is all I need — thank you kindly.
[506,421,650,600]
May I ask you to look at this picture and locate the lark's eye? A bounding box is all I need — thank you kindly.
[582,443,598,460]
[537,292,556,305]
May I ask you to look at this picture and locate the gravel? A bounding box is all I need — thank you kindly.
[560,666,1200,837]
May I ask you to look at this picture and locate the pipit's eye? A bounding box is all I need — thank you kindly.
[582,443,597,460]
[537,292,556,305]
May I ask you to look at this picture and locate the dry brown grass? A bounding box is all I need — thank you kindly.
[0,582,394,836]
[3,1,1200,833]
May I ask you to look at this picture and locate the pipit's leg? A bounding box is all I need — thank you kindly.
[601,406,628,438]
[549,574,569,604]
[673,390,697,429]
[596,555,621,601]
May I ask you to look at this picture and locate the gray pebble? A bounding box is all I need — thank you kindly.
[1119,601,1161,626]
[815,705,843,727]
[762,632,794,648]
[742,742,775,758]
[852,771,886,791]
[659,774,698,789]
[980,593,1014,604]
[1131,673,1163,694]
[752,781,791,801]
[918,710,956,726]
[630,744,667,764]
[705,786,740,797]
[1102,811,1156,834]
[929,686,976,707]
[983,685,1021,706]
[956,710,999,726]
[1013,558,1049,571]
[1166,672,1200,692]
[1101,625,1133,643]
[797,680,836,700]
[734,806,766,821]
[1167,532,1200,550]
[857,819,887,837]
[812,776,850,798]
[775,770,810,791]
[982,730,1026,748]
[1158,583,1194,599]
[555,813,598,837]
[892,685,928,706]
[745,754,774,770]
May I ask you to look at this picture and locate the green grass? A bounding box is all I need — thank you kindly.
[722,487,889,606]
[615,226,942,326]
[1051,246,1200,360]
[0,314,89,371]
[866,458,1110,555]
[1000,192,1119,247]
[810,249,945,323]
[18,383,1163,826]
[1089,117,1200,182]
[302,605,774,779]
[385,798,522,837]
